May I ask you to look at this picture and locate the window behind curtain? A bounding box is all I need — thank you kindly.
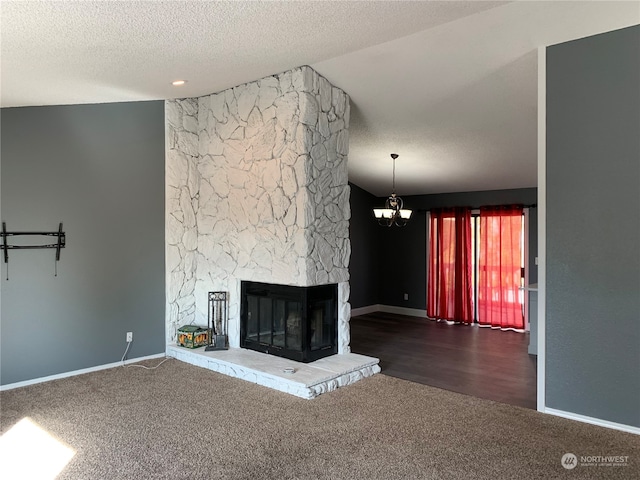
[428,205,525,330]
[477,205,525,330]
[427,208,474,324]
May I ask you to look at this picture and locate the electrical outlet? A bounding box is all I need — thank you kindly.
[126,332,133,343]
[404,293,409,301]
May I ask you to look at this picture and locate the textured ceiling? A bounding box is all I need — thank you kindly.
[1,1,503,107]
[1,1,638,195]
[315,1,639,195]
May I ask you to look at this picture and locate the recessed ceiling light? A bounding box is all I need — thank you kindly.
[172,80,187,86]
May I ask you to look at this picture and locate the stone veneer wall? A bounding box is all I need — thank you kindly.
[166,66,351,352]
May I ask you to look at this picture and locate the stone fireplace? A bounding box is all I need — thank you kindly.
[165,66,379,397]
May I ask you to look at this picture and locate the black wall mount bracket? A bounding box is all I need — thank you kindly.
[1,222,66,279]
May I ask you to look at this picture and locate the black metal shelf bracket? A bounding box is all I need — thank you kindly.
[0,222,66,279]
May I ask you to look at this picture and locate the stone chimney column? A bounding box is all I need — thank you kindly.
[166,66,351,353]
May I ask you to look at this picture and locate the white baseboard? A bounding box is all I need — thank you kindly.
[351,304,428,319]
[544,407,640,436]
[350,305,382,317]
[0,352,166,392]
[379,305,428,318]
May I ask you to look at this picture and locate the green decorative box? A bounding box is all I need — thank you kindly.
[177,325,209,349]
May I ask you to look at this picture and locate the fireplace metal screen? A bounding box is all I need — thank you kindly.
[240,281,337,363]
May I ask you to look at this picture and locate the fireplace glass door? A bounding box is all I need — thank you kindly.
[309,299,333,351]
[245,296,302,352]
[241,282,337,363]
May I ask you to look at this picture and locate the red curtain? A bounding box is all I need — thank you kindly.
[427,208,473,324]
[478,205,524,329]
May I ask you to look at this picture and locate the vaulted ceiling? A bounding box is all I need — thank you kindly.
[2,1,637,195]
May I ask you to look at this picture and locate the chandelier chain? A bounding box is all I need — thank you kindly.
[392,156,396,194]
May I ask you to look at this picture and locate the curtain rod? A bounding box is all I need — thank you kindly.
[415,203,537,213]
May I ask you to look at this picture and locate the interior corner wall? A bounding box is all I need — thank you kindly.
[546,25,640,427]
[348,183,380,308]
[0,101,166,385]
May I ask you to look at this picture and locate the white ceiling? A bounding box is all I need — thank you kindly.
[2,1,638,196]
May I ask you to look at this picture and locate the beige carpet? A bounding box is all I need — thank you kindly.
[1,358,638,479]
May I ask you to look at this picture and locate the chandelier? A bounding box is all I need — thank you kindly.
[373,153,412,227]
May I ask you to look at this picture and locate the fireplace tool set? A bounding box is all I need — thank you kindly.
[206,291,229,351]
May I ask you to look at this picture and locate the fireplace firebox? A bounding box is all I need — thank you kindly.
[240,281,338,363]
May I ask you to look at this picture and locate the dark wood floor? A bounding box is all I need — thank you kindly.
[350,312,537,409]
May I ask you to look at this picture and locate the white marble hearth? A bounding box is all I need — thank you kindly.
[166,345,380,399]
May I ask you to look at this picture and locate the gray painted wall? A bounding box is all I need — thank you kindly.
[546,25,640,427]
[1,101,166,385]
[348,183,381,309]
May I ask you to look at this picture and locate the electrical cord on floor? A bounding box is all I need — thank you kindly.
[126,357,172,370]
[121,341,172,369]
[120,341,132,364]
